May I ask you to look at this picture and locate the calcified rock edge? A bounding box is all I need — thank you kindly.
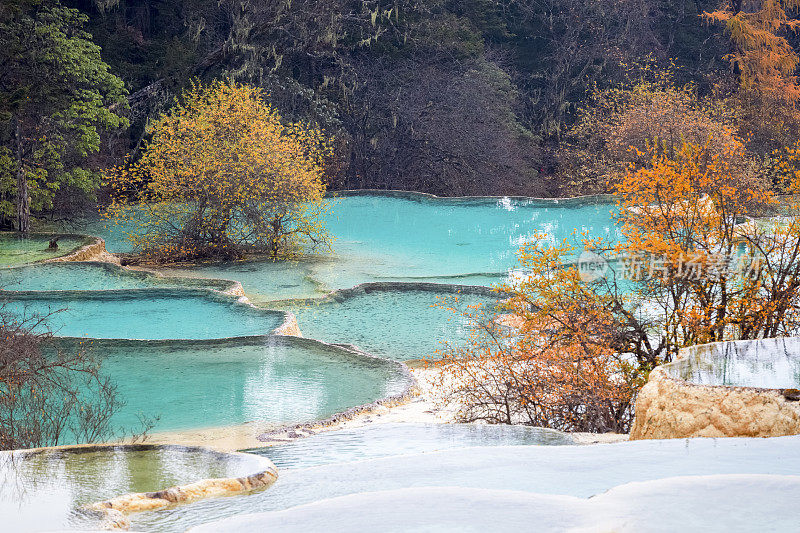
[631,342,800,439]
[45,234,119,264]
[7,443,277,530]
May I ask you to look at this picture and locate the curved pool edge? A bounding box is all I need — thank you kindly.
[631,340,800,440]
[255,336,420,446]
[50,334,418,451]
[141,335,420,451]
[266,280,498,309]
[5,443,278,529]
[1,231,100,266]
[3,287,290,340]
[1,259,244,296]
[328,189,618,206]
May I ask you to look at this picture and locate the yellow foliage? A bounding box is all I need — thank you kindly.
[105,79,333,262]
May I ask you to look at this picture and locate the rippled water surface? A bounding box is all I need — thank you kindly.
[6,292,283,339]
[293,289,496,361]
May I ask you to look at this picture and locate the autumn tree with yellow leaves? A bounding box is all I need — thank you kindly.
[433,140,800,432]
[106,80,332,262]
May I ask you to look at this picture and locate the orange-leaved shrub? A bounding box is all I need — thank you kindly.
[432,140,800,432]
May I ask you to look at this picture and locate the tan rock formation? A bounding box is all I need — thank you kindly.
[46,236,120,264]
[630,365,800,440]
[84,467,278,517]
[274,311,302,336]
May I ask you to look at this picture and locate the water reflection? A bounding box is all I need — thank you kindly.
[670,337,800,389]
[0,446,261,532]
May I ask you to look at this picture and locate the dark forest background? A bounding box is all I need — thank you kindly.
[5,0,800,225]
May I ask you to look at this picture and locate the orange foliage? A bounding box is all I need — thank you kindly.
[431,242,642,432]
[432,139,800,432]
[562,71,743,194]
[105,79,333,262]
[706,1,800,104]
[615,140,800,349]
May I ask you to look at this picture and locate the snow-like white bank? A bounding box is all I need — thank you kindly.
[188,475,800,533]
[129,435,800,532]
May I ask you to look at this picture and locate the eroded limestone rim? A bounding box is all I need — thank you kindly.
[268,280,497,308]
[3,287,290,340]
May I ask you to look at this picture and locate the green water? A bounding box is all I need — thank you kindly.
[0,233,91,267]
[72,337,411,433]
[6,292,283,339]
[0,445,265,532]
[0,263,232,292]
[292,288,496,361]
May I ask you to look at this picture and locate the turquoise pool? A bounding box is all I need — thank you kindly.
[0,194,617,444]
[155,260,322,303]
[291,287,496,361]
[76,194,618,300]
[6,291,283,339]
[58,337,411,434]
[0,263,232,292]
[312,194,618,288]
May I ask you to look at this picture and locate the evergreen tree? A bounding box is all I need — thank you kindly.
[0,1,127,231]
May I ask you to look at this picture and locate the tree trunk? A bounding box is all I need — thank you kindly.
[270,216,282,258]
[14,118,30,234]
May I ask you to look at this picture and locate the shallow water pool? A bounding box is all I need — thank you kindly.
[0,444,265,532]
[6,290,283,339]
[291,287,496,361]
[669,337,800,389]
[62,336,411,434]
[311,195,618,289]
[76,195,618,300]
[155,260,322,303]
[251,423,574,469]
[128,432,800,532]
[0,233,91,267]
[0,262,232,292]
